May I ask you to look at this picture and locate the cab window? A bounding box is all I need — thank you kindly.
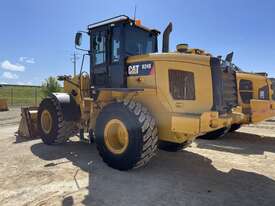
[258,85,269,100]
[239,79,253,90]
[111,27,120,63]
[125,25,157,56]
[92,32,106,65]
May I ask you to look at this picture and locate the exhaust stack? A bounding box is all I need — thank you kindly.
[225,52,234,63]
[162,22,173,52]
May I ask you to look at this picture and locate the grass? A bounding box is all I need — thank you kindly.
[0,85,44,106]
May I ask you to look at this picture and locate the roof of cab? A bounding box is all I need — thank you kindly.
[87,15,160,35]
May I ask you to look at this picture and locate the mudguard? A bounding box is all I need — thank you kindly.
[49,93,81,121]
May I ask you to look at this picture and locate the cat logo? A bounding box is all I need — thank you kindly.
[127,61,154,76]
[128,65,139,75]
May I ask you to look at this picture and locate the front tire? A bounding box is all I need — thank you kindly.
[229,124,241,133]
[38,97,78,145]
[95,100,158,170]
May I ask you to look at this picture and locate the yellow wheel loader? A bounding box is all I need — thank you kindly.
[19,15,238,170]
[229,72,275,132]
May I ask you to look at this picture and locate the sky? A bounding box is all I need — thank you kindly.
[0,0,275,85]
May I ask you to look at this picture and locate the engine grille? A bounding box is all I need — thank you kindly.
[221,68,238,109]
[168,70,195,100]
[211,58,238,114]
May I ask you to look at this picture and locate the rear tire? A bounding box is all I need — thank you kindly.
[38,97,78,145]
[158,140,192,152]
[198,127,228,140]
[95,100,158,170]
[229,124,241,133]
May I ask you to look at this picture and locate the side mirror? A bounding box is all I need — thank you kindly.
[75,32,82,46]
[75,31,89,52]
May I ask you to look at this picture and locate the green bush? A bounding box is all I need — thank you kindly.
[41,76,62,97]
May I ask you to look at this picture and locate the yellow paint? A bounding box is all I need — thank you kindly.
[61,52,235,144]
[232,72,275,124]
[126,53,232,143]
[104,119,129,155]
[250,99,275,122]
[41,110,52,134]
[63,75,91,116]
[171,115,200,134]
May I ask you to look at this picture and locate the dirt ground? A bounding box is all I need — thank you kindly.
[1,108,275,206]
[0,107,21,127]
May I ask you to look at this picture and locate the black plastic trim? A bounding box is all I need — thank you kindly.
[210,57,224,113]
[96,88,144,92]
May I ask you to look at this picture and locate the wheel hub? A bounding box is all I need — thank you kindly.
[104,119,129,155]
[41,110,53,134]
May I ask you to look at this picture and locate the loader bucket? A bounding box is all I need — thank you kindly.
[0,99,8,111]
[18,107,39,138]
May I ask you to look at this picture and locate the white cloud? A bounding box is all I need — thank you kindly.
[0,81,8,84]
[1,60,25,72]
[26,59,35,64]
[2,71,19,79]
[19,57,35,64]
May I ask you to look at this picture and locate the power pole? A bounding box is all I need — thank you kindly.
[70,52,80,76]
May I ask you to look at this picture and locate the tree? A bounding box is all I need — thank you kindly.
[41,76,62,97]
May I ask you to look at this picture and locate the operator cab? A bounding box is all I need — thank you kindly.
[75,15,160,89]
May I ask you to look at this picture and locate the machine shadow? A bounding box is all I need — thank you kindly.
[31,141,275,206]
[196,131,275,155]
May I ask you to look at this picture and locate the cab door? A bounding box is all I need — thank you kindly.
[90,28,109,87]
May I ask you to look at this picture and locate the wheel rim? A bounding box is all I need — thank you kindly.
[104,119,129,155]
[41,110,53,134]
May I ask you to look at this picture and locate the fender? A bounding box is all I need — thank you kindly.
[49,93,81,121]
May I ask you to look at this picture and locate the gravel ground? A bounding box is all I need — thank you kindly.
[0,107,21,127]
[0,109,275,206]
